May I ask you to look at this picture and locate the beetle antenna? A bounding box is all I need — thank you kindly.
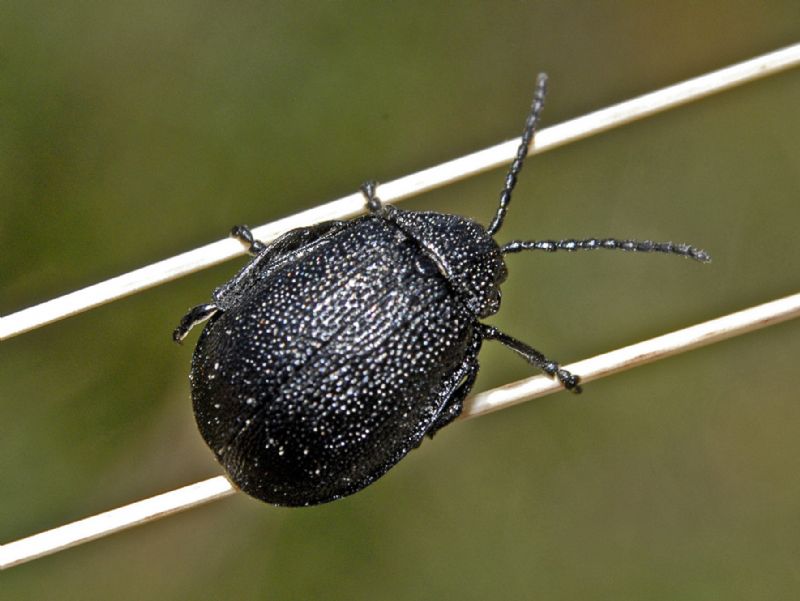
[486,73,548,237]
[501,238,711,263]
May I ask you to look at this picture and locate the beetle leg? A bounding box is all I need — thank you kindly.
[478,324,582,393]
[173,303,220,343]
[426,331,483,438]
[427,361,479,439]
[230,225,267,255]
[359,180,385,214]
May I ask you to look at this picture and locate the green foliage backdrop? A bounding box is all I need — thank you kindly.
[2,2,799,599]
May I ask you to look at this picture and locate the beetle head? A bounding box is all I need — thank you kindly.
[386,208,507,318]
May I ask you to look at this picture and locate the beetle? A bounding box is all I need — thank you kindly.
[173,73,709,507]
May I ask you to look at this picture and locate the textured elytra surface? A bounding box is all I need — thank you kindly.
[190,210,491,506]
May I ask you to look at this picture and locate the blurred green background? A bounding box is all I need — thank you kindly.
[2,2,799,599]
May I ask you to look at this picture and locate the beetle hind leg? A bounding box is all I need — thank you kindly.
[173,303,220,343]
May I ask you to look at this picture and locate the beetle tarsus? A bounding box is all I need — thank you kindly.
[359,180,385,214]
[231,225,267,255]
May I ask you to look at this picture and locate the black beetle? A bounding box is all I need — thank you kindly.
[174,74,709,506]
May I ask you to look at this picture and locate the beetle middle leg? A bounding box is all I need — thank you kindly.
[426,362,479,438]
[426,332,483,438]
[478,324,581,393]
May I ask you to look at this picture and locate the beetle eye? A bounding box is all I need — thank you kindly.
[482,288,501,317]
[414,255,439,276]
[494,260,509,284]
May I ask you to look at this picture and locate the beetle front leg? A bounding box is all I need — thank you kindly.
[478,324,582,393]
[173,303,221,343]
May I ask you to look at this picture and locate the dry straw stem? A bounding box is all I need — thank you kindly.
[1,42,799,340]
[3,292,799,570]
[2,43,800,569]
